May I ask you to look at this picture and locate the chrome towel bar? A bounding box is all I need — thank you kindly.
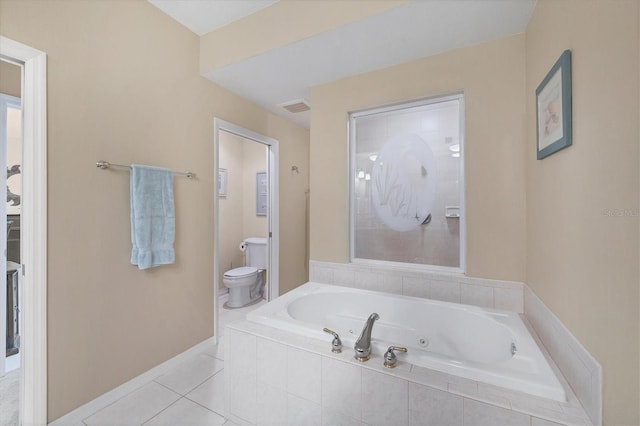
[96,160,195,179]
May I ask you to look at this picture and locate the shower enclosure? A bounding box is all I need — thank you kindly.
[350,94,464,270]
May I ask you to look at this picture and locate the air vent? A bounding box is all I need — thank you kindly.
[280,100,310,114]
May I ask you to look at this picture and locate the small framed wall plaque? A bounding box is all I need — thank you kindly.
[218,168,227,197]
[256,172,267,216]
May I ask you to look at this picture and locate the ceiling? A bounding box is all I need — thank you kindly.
[149,0,278,36]
[149,0,536,129]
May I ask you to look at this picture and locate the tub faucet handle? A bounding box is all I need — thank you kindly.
[383,346,408,368]
[323,328,342,353]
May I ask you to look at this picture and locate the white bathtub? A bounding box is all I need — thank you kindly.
[247,281,566,402]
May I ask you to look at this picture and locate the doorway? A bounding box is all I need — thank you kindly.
[213,119,279,340]
[0,36,48,425]
[0,62,22,426]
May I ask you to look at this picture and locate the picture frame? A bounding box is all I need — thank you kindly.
[218,168,227,197]
[536,49,572,160]
[256,172,268,216]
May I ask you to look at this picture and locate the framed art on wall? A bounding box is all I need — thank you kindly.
[218,168,227,197]
[536,49,572,160]
[256,172,267,216]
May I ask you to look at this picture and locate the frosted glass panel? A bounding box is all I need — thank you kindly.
[351,97,463,268]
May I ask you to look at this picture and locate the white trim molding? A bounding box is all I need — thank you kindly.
[0,36,48,426]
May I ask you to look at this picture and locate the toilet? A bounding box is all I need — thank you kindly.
[223,237,267,308]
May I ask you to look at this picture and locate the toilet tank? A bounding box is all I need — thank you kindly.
[244,237,267,269]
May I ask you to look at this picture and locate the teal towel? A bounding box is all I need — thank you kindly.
[130,164,175,269]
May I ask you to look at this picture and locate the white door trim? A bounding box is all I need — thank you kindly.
[213,119,279,339]
[0,36,48,426]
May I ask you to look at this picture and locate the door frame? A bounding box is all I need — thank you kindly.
[0,36,48,425]
[213,118,279,339]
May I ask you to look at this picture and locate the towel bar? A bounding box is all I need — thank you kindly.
[96,160,195,179]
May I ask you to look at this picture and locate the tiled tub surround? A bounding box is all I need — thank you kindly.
[225,320,591,425]
[249,282,565,402]
[524,288,601,425]
[309,261,525,313]
[308,261,601,425]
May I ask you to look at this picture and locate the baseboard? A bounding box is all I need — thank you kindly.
[48,337,216,425]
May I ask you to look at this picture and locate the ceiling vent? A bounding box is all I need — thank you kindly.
[280,100,310,114]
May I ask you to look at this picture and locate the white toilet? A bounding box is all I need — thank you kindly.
[223,237,267,308]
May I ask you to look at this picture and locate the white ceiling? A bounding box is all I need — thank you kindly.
[149,0,278,36]
[149,0,536,129]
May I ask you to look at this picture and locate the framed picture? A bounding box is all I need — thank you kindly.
[218,168,227,197]
[536,49,572,160]
[256,172,268,216]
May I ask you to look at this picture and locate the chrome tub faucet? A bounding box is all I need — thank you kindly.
[354,313,379,361]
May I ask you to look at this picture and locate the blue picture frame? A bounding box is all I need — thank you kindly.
[536,50,572,160]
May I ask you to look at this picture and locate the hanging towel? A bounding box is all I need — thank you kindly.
[130,164,175,269]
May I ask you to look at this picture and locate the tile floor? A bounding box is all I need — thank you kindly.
[0,353,21,425]
[76,297,265,426]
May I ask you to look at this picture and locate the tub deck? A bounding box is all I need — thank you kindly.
[226,317,591,425]
[248,282,565,401]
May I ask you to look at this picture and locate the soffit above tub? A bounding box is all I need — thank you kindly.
[151,0,536,129]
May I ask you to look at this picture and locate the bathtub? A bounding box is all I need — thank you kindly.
[247,281,566,402]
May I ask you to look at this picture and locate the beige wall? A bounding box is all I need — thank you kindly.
[309,9,640,421]
[0,59,21,97]
[4,0,635,423]
[0,0,309,421]
[310,35,527,281]
[219,132,245,289]
[276,119,311,295]
[525,1,639,424]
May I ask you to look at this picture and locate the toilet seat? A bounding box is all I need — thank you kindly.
[224,266,258,279]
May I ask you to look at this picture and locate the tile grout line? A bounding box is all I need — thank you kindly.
[81,381,165,425]
[183,393,228,422]
[139,397,183,426]
[73,329,235,425]
[152,378,193,397]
